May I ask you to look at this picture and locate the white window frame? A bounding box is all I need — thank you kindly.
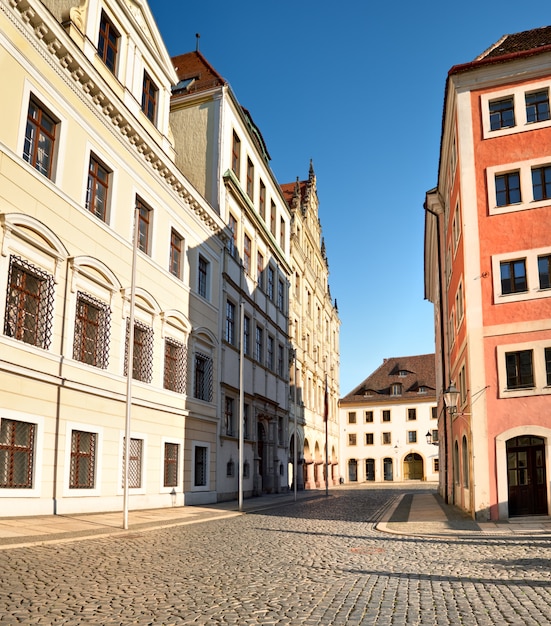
[191,441,210,492]
[117,431,147,495]
[496,339,551,398]
[492,245,551,304]
[63,421,104,497]
[160,436,183,493]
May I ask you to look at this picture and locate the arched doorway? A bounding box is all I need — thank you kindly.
[507,436,547,516]
[403,453,424,480]
[365,458,375,481]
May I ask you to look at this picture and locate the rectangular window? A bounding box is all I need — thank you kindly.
[70,430,96,489]
[277,343,284,377]
[267,266,274,300]
[228,213,238,258]
[23,98,57,179]
[97,11,119,73]
[270,201,276,235]
[382,432,391,445]
[194,352,213,401]
[0,418,35,488]
[142,71,158,123]
[164,442,178,487]
[495,171,521,206]
[279,218,285,249]
[532,165,551,201]
[231,132,241,178]
[500,259,527,294]
[431,429,439,443]
[136,198,151,254]
[267,335,274,370]
[259,180,266,220]
[277,279,285,311]
[489,96,515,130]
[164,338,186,393]
[432,406,437,419]
[243,235,251,274]
[365,433,374,445]
[408,431,417,443]
[545,347,551,386]
[4,255,54,349]
[170,230,183,279]
[382,410,391,422]
[198,255,209,298]
[526,89,550,123]
[124,319,153,383]
[255,326,263,363]
[243,315,250,355]
[433,459,440,473]
[73,291,110,369]
[127,438,142,488]
[225,300,236,345]
[194,445,207,487]
[538,255,551,289]
[505,349,534,389]
[224,397,235,436]
[348,412,357,424]
[257,253,264,289]
[365,411,374,423]
[246,157,254,199]
[407,408,417,421]
[348,433,357,446]
[86,155,110,221]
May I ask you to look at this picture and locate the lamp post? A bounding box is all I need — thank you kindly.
[443,383,459,415]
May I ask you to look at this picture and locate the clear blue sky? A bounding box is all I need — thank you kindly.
[148,0,550,395]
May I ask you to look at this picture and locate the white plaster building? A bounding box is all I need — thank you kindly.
[339,355,438,483]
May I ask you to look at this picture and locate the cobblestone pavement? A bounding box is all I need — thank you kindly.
[1,484,550,625]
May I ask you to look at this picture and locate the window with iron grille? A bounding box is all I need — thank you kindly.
[69,430,96,489]
[4,255,54,349]
[122,437,142,488]
[0,418,35,489]
[23,98,57,178]
[142,71,158,123]
[86,155,110,221]
[164,338,187,393]
[97,10,119,73]
[164,442,179,487]
[194,445,207,487]
[124,319,153,383]
[194,352,213,401]
[73,292,110,369]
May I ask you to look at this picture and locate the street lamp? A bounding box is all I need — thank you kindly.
[443,383,459,415]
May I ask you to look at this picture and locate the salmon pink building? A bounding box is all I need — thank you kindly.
[425,26,551,521]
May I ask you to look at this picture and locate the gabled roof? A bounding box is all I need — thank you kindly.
[341,354,436,403]
[171,51,226,94]
[477,25,551,60]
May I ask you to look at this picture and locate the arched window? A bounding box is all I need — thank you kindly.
[453,440,460,484]
[462,435,469,488]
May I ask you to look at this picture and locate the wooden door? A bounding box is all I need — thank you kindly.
[507,436,547,516]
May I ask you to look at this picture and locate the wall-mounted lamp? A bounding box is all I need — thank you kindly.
[426,431,439,446]
[443,383,460,415]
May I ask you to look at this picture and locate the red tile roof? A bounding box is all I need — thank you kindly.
[480,25,551,59]
[171,51,226,94]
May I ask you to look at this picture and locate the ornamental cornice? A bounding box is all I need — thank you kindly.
[4,0,224,236]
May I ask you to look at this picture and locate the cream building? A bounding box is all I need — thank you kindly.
[0,0,226,516]
[282,164,341,490]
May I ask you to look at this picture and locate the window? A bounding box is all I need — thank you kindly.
[225,300,236,345]
[198,255,209,298]
[246,158,254,199]
[231,132,241,178]
[70,430,96,489]
[280,218,285,249]
[546,347,551,386]
[257,253,264,289]
[226,459,235,477]
[431,429,439,443]
[73,291,110,369]
[348,433,357,446]
[365,433,374,445]
[194,352,213,402]
[365,411,374,423]
[224,397,235,436]
[277,343,284,377]
[489,96,515,130]
[532,165,551,201]
[23,98,57,178]
[270,201,276,235]
[500,259,527,294]
[506,350,534,389]
[164,338,186,393]
[495,172,521,206]
[538,255,551,289]
[243,404,250,439]
[407,408,417,421]
[126,437,143,488]
[164,443,178,487]
[0,418,35,488]
[462,436,469,488]
[431,406,437,419]
[194,445,207,487]
[142,71,158,123]
[255,326,263,363]
[382,410,391,422]
[228,213,238,258]
[170,230,183,278]
[408,431,417,443]
[456,282,464,325]
[259,180,266,220]
[433,458,439,473]
[243,235,251,274]
[243,315,250,355]
[267,267,274,300]
[277,279,285,311]
[382,432,391,445]
[124,319,154,383]
[390,383,402,396]
[348,412,357,424]
[136,198,151,255]
[4,255,54,349]
[526,89,550,123]
[86,155,110,221]
[267,336,274,370]
[97,11,119,73]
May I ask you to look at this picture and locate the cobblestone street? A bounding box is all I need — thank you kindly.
[1,485,550,625]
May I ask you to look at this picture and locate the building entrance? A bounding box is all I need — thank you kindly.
[403,453,424,480]
[507,436,547,516]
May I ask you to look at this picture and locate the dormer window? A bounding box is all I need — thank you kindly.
[418,386,427,394]
[142,71,158,123]
[390,383,402,396]
[398,370,408,377]
[98,11,119,74]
